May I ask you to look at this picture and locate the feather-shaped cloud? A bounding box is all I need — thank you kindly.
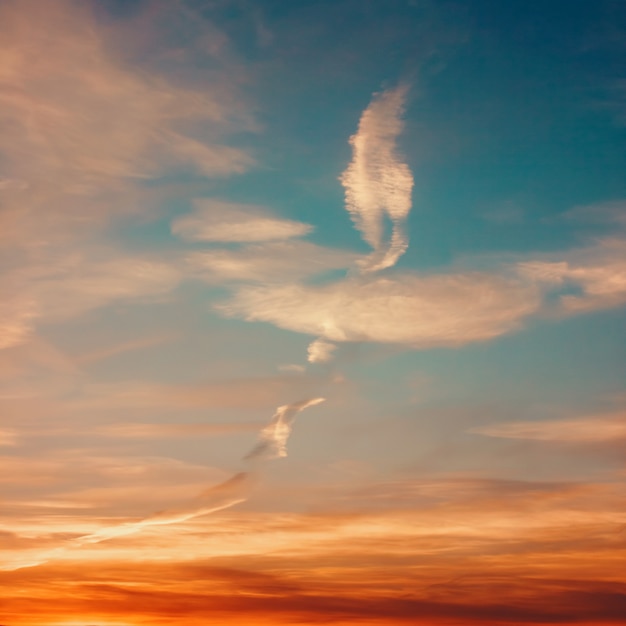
[340,85,414,272]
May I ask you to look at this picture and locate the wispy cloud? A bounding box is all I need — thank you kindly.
[1,394,326,570]
[518,237,626,314]
[187,240,356,283]
[340,84,414,272]
[1,252,181,349]
[0,0,253,188]
[2,477,624,623]
[172,200,313,242]
[560,200,626,225]
[0,0,254,350]
[96,422,261,439]
[0,429,17,446]
[216,271,542,347]
[78,472,251,544]
[245,397,325,460]
[472,411,626,443]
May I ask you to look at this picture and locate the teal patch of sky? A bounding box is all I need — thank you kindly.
[399,0,626,270]
[341,307,625,415]
[188,0,468,251]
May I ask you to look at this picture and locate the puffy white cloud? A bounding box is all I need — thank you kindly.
[307,338,337,364]
[340,84,414,272]
[172,200,313,243]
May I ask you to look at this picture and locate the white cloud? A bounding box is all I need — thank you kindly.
[216,271,542,347]
[307,338,337,364]
[245,398,326,460]
[172,200,313,243]
[340,84,414,272]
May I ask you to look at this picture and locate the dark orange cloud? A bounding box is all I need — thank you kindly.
[1,477,624,624]
[1,560,625,625]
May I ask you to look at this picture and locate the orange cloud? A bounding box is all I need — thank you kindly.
[472,410,626,443]
[0,477,624,625]
[0,0,254,350]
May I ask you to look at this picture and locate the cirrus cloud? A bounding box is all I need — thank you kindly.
[172,200,313,243]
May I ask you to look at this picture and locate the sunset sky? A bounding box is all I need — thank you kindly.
[1,0,626,624]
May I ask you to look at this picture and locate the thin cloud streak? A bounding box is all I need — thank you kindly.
[473,411,626,443]
[2,477,624,623]
[340,84,414,272]
[3,397,325,570]
[172,200,313,242]
[96,421,262,439]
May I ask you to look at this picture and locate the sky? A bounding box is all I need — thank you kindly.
[0,0,625,624]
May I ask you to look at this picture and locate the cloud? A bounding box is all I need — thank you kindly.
[307,339,337,364]
[207,228,626,352]
[1,252,181,350]
[216,271,542,348]
[0,0,254,349]
[0,429,17,446]
[0,0,253,188]
[0,393,328,570]
[245,398,326,460]
[172,200,313,243]
[472,411,626,443]
[340,84,414,272]
[2,477,625,623]
[517,237,626,314]
[186,240,356,283]
[78,472,251,543]
[560,200,626,226]
[96,422,261,439]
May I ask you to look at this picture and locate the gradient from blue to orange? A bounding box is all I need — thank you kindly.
[1,0,625,624]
